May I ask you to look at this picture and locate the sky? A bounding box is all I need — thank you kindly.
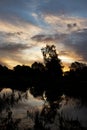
[0,0,87,71]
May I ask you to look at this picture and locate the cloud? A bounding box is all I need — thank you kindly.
[7,32,23,36]
[0,0,87,34]
[0,0,87,32]
[0,60,8,67]
[0,42,31,52]
[0,0,48,29]
[31,27,87,64]
[31,14,87,65]
[0,30,34,53]
[0,41,34,68]
[44,15,87,33]
[63,29,87,61]
[0,24,42,68]
[31,34,56,42]
[39,0,87,17]
[0,0,87,69]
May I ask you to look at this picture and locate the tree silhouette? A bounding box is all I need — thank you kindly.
[41,45,63,77]
[13,65,33,90]
[69,61,87,72]
[31,62,45,96]
[31,62,45,72]
[0,44,87,102]
[63,61,87,100]
[41,45,63,102]
[41,45,57,63]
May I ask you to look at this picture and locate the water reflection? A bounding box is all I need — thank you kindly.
[58,94,87,127]
[0,88,87,129]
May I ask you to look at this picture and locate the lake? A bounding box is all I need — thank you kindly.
[0,88,87,129]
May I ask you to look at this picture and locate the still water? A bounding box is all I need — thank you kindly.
[0,88,87,129]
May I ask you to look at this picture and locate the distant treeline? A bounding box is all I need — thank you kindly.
[0,45,87,102]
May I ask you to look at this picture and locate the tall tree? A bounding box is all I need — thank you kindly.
[41,45,63,102]
[41,45,63,78]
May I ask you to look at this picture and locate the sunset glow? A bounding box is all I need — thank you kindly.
[0,0,87,70]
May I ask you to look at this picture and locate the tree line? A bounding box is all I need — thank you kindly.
[0,45,87,102]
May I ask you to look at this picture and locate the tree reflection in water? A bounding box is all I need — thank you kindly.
[0,88,87,130]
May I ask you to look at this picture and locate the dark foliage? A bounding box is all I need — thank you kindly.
[34,104,86,130]
[0,45,87,103]
[0,109,21,130]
